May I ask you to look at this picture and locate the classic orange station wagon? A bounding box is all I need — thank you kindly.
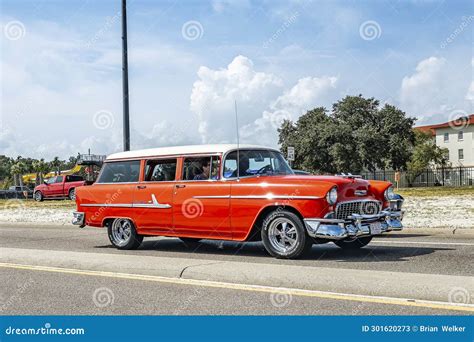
[73,144,404,259]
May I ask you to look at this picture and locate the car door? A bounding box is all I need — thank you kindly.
[51,175,64,196]
[133,158,177,233]
[43,176,57,197]
[172,155,232,239]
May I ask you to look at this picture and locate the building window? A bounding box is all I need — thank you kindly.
[458,131,463,141]
[443,133,449,142]
[458,149,464,160]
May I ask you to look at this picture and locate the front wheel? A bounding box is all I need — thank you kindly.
[261,210,313,259]
[334,236,373,249]
[34,191,43,202]
[107,218,143,250]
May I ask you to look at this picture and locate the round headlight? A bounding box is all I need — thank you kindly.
[384,186,395,200]
[326,187,338,205]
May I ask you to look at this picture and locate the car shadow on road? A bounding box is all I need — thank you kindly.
[126,238,452,263]
[379,233,431,238]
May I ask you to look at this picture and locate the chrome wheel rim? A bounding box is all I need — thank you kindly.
[35,192,41,201]
[268,217,299,254]
[111,219,132,247]
[69,189,75,200]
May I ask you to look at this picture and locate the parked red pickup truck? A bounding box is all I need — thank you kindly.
[34,175,85,201]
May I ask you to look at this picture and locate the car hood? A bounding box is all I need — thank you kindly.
[259,175,378,201]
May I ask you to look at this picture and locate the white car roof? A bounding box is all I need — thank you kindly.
[106,144,279,160]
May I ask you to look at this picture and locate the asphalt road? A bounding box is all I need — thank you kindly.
[0,224,473,315]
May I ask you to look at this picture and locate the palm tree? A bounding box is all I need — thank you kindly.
[10,163,20,187]
[50,157,61,175]
[10,161,27,187]
[32,159,49,185]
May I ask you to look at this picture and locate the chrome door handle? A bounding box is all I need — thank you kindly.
[137,185,147,189]
[175,184,186,188]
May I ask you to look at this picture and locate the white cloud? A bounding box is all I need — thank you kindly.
[400,56,472,124]
[241,76,338,145]
[190,55,338,147]
[400,57,447,116]
[465,58,474,102]
[190,55,284,144]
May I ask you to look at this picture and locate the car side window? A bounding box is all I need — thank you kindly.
[97,160,140,183]
[182,156,220,181]
[144,159,177,182]
[46,177,56,184]
[55,176,64,183]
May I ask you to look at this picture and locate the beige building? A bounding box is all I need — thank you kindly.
[416,114,474,167]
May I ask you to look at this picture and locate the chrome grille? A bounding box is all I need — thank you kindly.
[335,200,381,220]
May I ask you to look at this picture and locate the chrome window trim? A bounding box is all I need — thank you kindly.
[181,155,222,182]
[221,148,293,180]
[106,152,222,162]
[95,159,141,184]
[143,157,178,182]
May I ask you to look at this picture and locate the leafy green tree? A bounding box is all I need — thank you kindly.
[406,130,449,186]
[278,95,417,173]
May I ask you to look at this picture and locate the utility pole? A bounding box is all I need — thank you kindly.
[121,0,130,151]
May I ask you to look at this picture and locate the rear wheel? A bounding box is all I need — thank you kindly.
[34,191,43,202]
[107,218,143,250]
[68,188,76,200]
[261,210,312,259]
[334,236,373,249]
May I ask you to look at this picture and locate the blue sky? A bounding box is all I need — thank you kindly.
[1,0,473,159]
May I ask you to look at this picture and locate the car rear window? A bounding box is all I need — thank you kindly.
[97,160,140,183]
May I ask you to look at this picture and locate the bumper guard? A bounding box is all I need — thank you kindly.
[72,212,85,228]
[304,210,403,240]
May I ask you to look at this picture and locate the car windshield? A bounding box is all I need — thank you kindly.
[223,150,294,178]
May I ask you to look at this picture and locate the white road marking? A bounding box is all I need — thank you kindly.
[373,240,474,247]
[0,262,473,312]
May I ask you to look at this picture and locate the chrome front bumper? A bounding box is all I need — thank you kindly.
[304,210,403,240]
[72,211,85,228]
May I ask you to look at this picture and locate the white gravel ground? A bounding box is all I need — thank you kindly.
[0,195,473,228]
[402,195,473,229]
